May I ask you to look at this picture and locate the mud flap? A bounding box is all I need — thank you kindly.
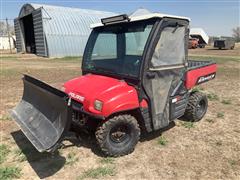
[10,75,71,152]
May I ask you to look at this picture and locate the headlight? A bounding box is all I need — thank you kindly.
[94,100,103,111]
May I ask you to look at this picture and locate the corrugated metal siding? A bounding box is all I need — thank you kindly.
[32,8,47,56]
[14,18,23,52]
[17,3,117,57]
[34,4,116,57]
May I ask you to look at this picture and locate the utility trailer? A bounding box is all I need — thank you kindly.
[11,13,217,156]
[214,39,235,50]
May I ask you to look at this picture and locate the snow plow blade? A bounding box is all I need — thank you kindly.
[10,75,71,152]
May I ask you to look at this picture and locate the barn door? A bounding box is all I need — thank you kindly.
[14,18,23,53]
[32,8,47,57]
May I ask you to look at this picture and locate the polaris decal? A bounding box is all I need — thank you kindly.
[68,92,85,102]
[197,73,216,84]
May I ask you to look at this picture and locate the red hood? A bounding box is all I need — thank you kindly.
[63,74,139,117]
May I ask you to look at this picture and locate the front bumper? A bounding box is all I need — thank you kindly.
[71,100,105,120]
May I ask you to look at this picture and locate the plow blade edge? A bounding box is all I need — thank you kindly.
[11,75,71,152]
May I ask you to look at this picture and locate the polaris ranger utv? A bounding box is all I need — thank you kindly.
[11,13,217,157]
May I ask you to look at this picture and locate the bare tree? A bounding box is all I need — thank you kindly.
[0,20,15,36]
[0,21,7,35]
[232,27,240,42]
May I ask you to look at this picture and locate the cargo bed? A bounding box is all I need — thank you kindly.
[185,60,217,89]
[188,60,215,70]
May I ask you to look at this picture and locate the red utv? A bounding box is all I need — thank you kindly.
[11,13,217,157]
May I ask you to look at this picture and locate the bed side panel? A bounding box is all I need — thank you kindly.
[185,63,217,89]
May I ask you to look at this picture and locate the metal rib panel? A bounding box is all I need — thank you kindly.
[32,8,47,57]
[14,18,23,52]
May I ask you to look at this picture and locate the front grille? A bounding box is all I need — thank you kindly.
[71,100,83,111]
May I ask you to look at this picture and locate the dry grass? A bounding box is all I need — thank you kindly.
[66,152,79,166]
[217,112,225,118]
[0,51,240,179]
[157,136,168,146]
[100,157,115,164]
[180,121,195,129]
[221,99,232,105]
[78,166,116,179]
[0,144,10,164]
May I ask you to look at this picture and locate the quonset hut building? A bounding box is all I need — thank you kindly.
[14,3,116,57]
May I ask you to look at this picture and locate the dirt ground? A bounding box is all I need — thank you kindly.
[0,46,240,179]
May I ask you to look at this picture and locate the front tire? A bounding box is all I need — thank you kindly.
[96,114,140,157]
[182,92,208,122]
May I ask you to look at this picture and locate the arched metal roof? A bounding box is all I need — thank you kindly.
[28,3,116,35]
[17,3,116,57]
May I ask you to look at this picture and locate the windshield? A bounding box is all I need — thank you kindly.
[83,20,155,78]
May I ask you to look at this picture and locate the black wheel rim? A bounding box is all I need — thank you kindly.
[110,124,131,143]
[196,99,206,117]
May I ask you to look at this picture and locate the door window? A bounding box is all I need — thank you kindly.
[125,24,152,56]
[151,26,185,67]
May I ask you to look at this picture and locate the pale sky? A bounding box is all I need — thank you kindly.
[1,0,239,36]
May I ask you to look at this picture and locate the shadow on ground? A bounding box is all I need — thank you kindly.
[11,129,106,178]
[140,121,176,142]
[65,128,106,157]
[69,122,176,156]
[11,130,66,179]
[11,121,176,178]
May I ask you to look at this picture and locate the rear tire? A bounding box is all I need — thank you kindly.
[182,92,208,122]
[96,114,140,157]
